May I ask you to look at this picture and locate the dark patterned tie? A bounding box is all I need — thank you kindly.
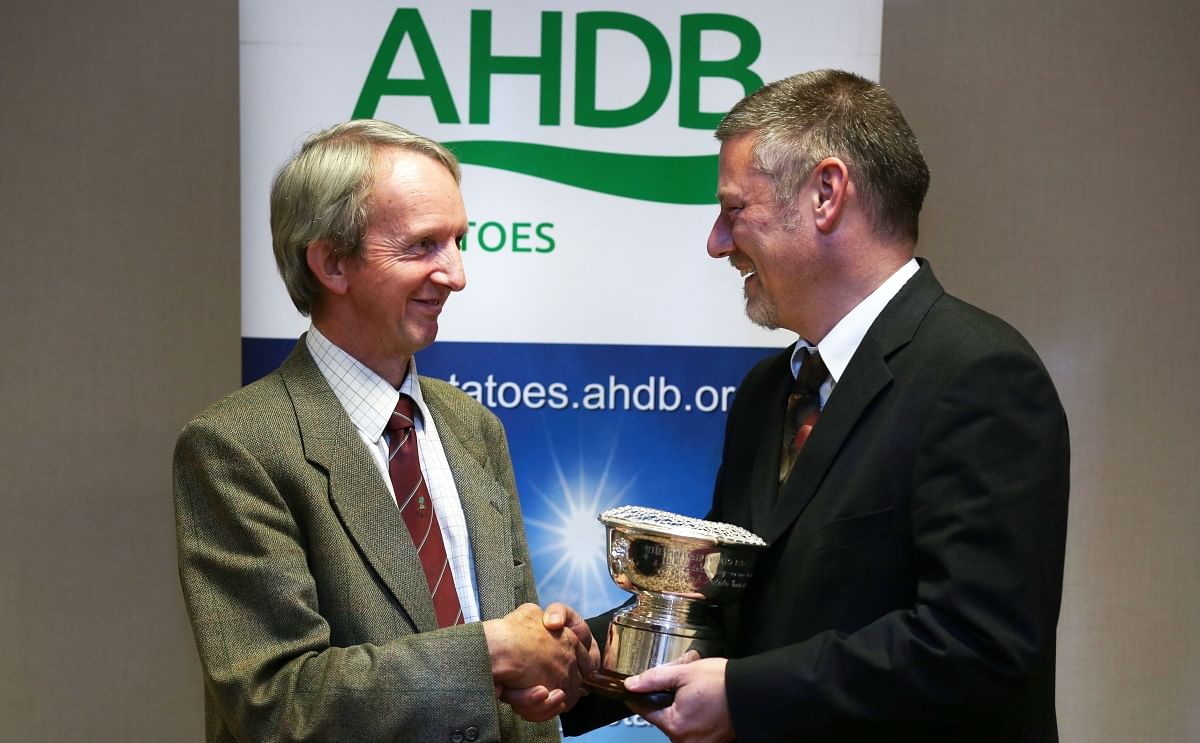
[386,395,463,628]
[780,348,829,483]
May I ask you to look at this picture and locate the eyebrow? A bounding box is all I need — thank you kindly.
[715,188,739,206]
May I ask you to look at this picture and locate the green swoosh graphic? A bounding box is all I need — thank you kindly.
[444,141,718,205]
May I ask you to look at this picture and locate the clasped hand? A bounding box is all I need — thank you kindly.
[483,602,600,721]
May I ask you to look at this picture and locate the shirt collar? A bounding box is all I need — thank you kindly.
[306,324,430,441]
[791,258,920,382]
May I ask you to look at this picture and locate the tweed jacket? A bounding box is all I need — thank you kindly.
[174,341,558,743]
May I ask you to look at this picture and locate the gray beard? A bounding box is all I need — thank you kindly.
[744,288,780,330]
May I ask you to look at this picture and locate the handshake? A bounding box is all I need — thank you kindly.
[482,601,721,742]
[481,601,726,742]
[478,504,762,740]
[481,601,601,722]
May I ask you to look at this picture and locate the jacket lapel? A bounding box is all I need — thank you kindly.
[760,262,945,545]
[747,351,798,532]
[280,342,439,632]
[421,379,515,622]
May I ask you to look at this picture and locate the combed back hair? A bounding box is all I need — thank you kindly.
[269,119,461,315]
[716,69,930,243]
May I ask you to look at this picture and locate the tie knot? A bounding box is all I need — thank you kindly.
[792,348,828,396]
[387,394,418,434]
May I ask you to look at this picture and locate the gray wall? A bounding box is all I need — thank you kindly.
[1,1,1195,740]
[883,2,1200,740]
[1,1,237,738]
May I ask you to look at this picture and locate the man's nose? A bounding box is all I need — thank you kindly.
[434,242,467,291]
[707,213,732,258]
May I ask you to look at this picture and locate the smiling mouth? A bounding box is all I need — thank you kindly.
[411,297,446,311]
[729,256,756,281]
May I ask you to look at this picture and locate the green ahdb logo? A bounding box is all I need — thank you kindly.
[353,9,763,204]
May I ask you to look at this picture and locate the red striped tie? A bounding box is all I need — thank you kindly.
[386,395,463,628]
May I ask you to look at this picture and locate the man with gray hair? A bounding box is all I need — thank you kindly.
[175,119,597,742]
[566,70,1069,742]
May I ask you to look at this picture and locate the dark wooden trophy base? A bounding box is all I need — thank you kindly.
[582,668,674,710]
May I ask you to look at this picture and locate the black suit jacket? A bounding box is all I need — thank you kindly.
[716,261,1070,741]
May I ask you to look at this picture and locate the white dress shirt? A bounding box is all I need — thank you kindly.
[791,258,920,407]
[306,326,482,623]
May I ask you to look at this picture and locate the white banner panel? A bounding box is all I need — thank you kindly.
[241,2,881,738]
[242,1,881,345]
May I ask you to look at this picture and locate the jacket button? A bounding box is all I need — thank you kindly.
[465,727,479,741]
[451,731,464,743]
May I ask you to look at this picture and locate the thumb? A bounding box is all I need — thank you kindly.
[624,663,682,693]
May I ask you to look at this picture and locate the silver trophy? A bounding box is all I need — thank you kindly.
[582,505,767,706]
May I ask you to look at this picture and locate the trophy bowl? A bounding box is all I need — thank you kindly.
[582,505,767,707]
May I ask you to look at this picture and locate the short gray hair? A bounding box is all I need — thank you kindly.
[716,69,930,243]
[269,119,461,315]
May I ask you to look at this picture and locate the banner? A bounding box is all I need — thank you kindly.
[241,2,881,738]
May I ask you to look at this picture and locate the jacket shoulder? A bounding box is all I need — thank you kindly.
[920,292,1047,366]
[175,370,300,455]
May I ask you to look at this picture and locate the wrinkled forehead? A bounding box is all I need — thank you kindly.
[365,150,466,233]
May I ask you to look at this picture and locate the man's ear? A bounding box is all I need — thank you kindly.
[306,240,350,296]
[810,157,849,234]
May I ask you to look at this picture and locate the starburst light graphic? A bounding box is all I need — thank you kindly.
[523,443,638,617]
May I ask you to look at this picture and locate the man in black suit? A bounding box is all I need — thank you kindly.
[600,70,1070,741]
